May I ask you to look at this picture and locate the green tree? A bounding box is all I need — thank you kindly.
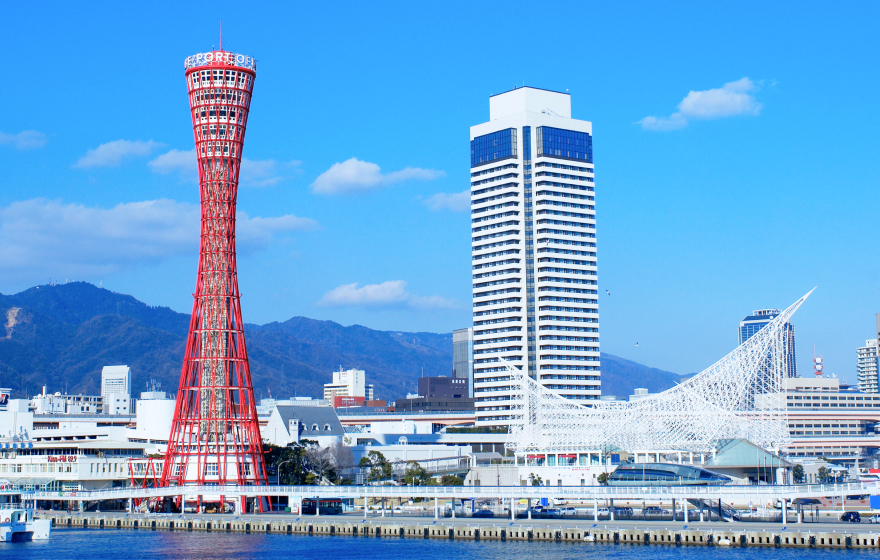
[403,461,430,485]
[597,472,611,485]
[792,464,804,483]
[263,443,311,485]
[439,474,464,486]
[358,450,393,482]
[529,473,543,486]
[817,466,831,483]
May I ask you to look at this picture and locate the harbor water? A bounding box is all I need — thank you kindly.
[2,529,875,559]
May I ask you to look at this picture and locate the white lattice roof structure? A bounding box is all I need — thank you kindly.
[506,289,815,454]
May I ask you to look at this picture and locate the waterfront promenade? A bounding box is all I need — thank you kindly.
[42,509,880,549]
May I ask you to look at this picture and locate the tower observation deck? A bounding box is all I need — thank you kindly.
[160,48,268,502]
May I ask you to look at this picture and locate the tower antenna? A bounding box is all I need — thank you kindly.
[220,20,223,51]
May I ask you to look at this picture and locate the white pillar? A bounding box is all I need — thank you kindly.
[610,508,614,521]
[782,498,787,524]
[434,496,438,519]
[510,497,515,521]
[594,500,598,521]
[683,497,688,521]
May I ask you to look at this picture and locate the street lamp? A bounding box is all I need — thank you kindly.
[276,458,296,486]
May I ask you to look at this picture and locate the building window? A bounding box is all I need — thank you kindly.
[471,128,517,167]
[204,463,218,476]
[536,127,593,163]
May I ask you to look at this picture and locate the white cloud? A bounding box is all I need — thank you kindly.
[317,280,457,310]
[425,190,470,212]
[148,149,300,187]
[0,198,317,283]
[639,78,762,131]
[0,130,48,150]
[147,148,197,179]
[311,158,445,195]
[74,139,162,168]
[241,158,302,187]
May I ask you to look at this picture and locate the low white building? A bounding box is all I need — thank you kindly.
[0,388,178,492]
[263,404,345,448]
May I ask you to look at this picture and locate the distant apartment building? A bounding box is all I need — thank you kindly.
[452,327,474,397]
[857,314,880,393]
[323,367,374,407]
[100,365,131,414]
[739,309,797,377]
[857,340,879,393]
[470,87,600,426]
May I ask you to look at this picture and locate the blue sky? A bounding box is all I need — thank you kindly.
[0,1,877,379]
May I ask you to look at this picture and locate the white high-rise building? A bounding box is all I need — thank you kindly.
[856,314,880,394]
[470,87,600,426]
[101,365,131,414]
[323,368,373,401]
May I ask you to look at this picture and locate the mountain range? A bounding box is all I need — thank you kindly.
[0,282,683,402]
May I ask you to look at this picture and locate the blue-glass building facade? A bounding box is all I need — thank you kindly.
[739,309,797,378]
[536,126,593,163]
[471,128,517,167]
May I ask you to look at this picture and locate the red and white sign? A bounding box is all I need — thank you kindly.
[47,455,77,463]
[333,396,365,409]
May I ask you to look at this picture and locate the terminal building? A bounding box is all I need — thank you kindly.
[785,376,880,460]
[470,86,600,427]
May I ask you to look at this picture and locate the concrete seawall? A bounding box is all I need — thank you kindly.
[44,513,880,549]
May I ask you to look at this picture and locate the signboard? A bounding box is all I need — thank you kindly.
[0,388,9,407]
[333,396,365,408]
[47,455,77,463]
[185,52,256,71]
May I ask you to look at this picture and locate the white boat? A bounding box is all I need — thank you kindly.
[0,504,51,542]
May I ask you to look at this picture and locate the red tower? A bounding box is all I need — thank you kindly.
[160,47,268,500]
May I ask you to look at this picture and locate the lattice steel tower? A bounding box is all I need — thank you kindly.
[161,45,268,495]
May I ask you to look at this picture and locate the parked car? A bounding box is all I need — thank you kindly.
[840,511,862,523]
[643,506,664,515]
[867,514,880,524]
[561,507,578,516]
[472,509,495,519]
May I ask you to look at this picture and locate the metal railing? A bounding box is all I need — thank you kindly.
[26,481,878,502]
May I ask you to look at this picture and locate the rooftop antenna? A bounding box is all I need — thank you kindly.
[220,19,223,51]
